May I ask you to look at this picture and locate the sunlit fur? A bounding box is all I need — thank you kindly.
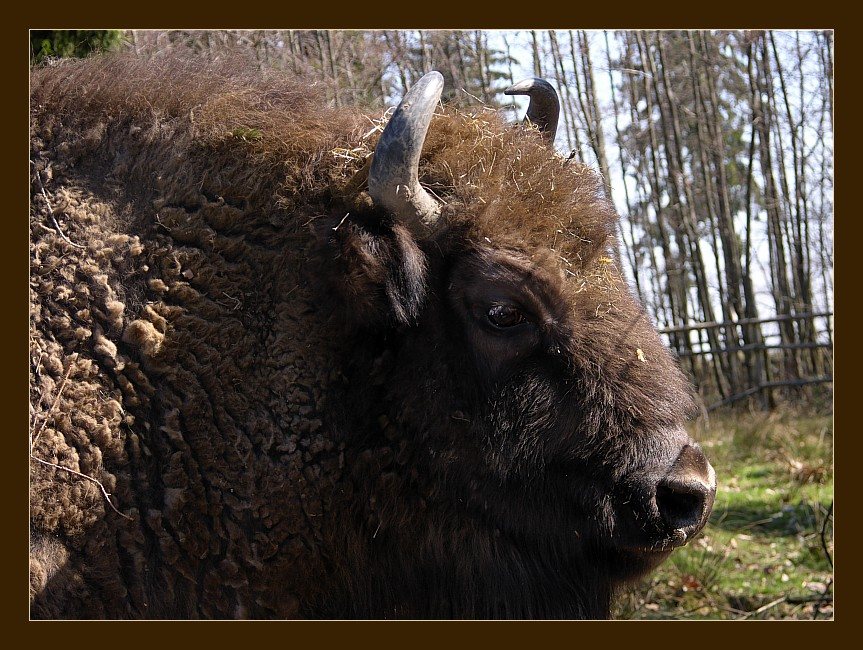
[30,54,697,619]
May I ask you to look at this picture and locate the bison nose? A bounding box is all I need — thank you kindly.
[655,444,716,543]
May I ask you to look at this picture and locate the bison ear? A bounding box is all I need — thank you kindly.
[328,218,428,329]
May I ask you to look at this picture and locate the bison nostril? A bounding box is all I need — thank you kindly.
[655,479,707,532]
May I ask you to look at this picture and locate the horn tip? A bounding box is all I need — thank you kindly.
[417,70,444,92]
[504,77,555,96]
[402,71,444,108]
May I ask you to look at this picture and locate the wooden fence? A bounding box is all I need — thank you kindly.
[658,312,833,411]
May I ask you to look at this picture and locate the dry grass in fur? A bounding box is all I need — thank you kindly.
[31,53,617,277]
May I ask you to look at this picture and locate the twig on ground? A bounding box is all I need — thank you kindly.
[812,500,834,620]
[739,596,787,619]
[30,455,132,520]
[820,500,834,569]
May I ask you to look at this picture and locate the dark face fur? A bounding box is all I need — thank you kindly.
[317,95,716,616]
[327,205,716,617]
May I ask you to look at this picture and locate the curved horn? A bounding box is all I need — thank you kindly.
[504,77,560,144]
[369,71,444,231]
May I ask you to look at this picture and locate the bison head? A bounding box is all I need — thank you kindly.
[325,72,715,616]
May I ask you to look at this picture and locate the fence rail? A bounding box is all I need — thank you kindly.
[675,341,832,358]
[656,311,833,410]
[707,377,834,411]
[658,311,833,336]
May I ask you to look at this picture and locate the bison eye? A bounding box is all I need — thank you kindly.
[487,304,526,329]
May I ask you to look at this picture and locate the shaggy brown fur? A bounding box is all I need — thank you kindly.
[30,54,702,619]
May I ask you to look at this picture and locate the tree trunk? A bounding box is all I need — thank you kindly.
[530,30,543,77]
[652,32,731,397]
[743,38,772,407]
[547,30,576,151]
[604,30,645,304]
[634,32,693,366]
[752,32,800,383]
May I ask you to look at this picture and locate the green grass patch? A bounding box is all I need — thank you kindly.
[614,410,833,620]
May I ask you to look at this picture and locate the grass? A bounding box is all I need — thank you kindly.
[614,409,833,620]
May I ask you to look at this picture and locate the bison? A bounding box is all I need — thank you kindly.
[29,54,715,619]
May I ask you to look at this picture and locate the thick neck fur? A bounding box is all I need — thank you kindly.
[313,394,616,619]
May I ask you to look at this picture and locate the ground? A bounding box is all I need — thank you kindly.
[614,409,833,620]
